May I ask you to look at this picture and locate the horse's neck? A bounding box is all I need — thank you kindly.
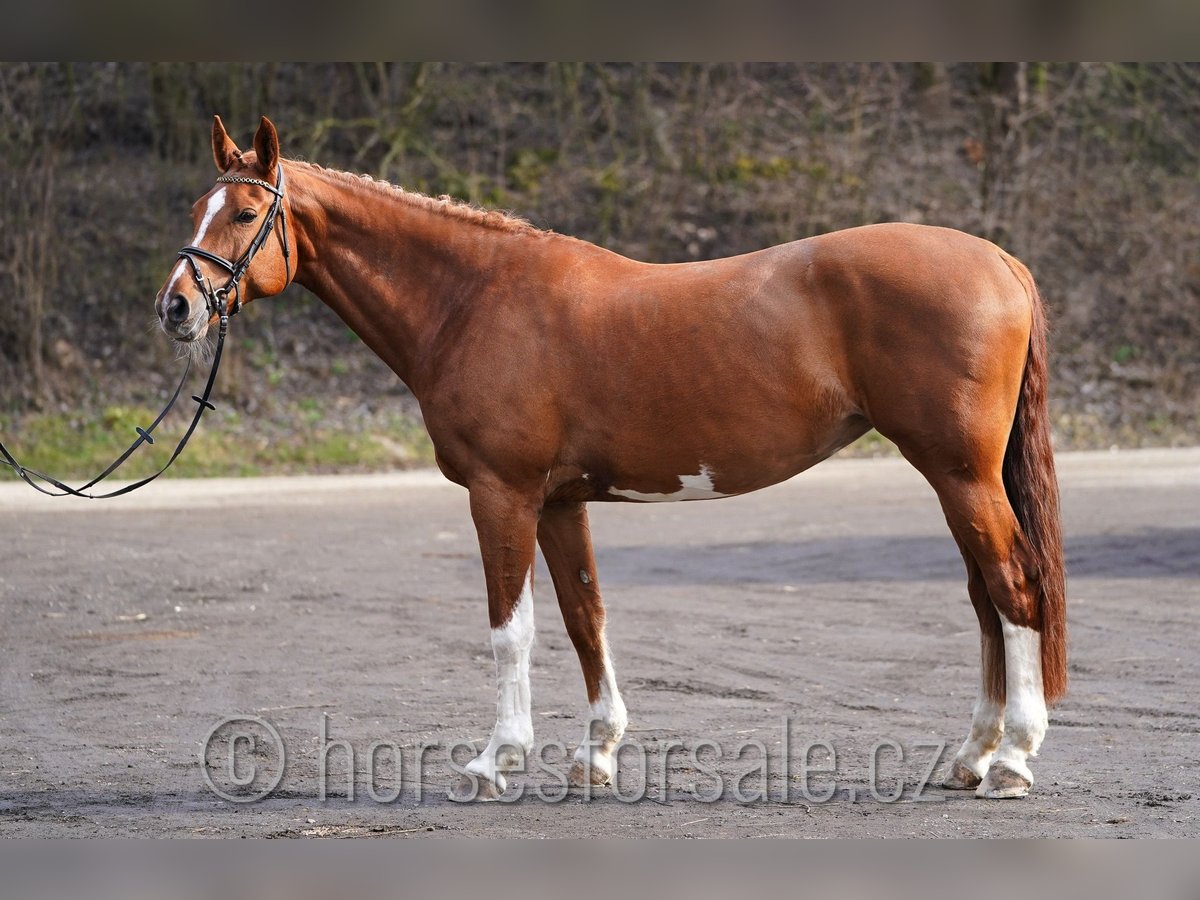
[288,163,514,394]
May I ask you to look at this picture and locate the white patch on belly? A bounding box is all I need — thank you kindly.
[608,464,728,502]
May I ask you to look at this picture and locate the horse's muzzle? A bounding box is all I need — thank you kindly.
[158,294,206,342]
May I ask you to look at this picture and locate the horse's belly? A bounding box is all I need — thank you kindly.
[565,405,868,505]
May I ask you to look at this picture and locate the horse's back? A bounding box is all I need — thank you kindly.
[580,221,1026,339]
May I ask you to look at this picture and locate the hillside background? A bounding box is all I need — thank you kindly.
[0,63,1196,477]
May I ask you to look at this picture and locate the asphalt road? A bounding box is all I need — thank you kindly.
[1,449,1197,837]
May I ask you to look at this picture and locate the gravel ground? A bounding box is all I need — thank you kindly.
[0,448,1196,837]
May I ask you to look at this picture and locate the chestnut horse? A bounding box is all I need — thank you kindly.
[157,117,1066,801]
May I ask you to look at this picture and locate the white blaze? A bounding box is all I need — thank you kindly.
[162,260,188,300]
[163,187,228,300]
[194,187,228,246]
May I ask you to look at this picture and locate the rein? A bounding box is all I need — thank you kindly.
[0,166,289,499]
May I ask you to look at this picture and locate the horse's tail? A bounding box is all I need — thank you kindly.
[1000,254,1068,704]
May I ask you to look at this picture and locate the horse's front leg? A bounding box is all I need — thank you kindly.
[537,501,628,787]
[451,481,540,801]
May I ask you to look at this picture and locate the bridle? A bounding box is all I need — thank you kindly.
[179,165,291,321]
[0,165,291,499]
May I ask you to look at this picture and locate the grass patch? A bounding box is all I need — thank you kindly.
[0,405,435,481]
[842,428,900,458]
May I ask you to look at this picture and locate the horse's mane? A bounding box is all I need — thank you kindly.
[293,159,546,237]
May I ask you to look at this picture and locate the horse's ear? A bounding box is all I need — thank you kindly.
[212,115,241,173]
[252,116,280,181]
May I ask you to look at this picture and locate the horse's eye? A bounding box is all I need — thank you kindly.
[237,209,257,224]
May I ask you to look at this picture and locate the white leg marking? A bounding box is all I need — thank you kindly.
[979,617,1047,795]
[608,463,730,502]
[573,641,628,782]
[465,568,535,791]
[951,674,1004,780]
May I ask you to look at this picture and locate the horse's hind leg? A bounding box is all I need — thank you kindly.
[537,501,628,787]
[926,471,1048,799]
[941,536,1006,790]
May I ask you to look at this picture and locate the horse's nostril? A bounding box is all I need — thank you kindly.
[166,294,190,325]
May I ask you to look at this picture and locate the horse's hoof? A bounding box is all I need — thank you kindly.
[941,759,983,791]
[449,773,504,802]
[568,760,612,787]
[975,764,1032,799]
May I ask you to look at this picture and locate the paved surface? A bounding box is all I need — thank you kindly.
[0,449,1197,837]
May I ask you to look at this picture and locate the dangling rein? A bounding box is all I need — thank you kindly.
[0,321,229,498]
[0,167,289,499]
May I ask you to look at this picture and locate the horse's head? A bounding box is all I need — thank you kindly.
[156,115,292,342]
